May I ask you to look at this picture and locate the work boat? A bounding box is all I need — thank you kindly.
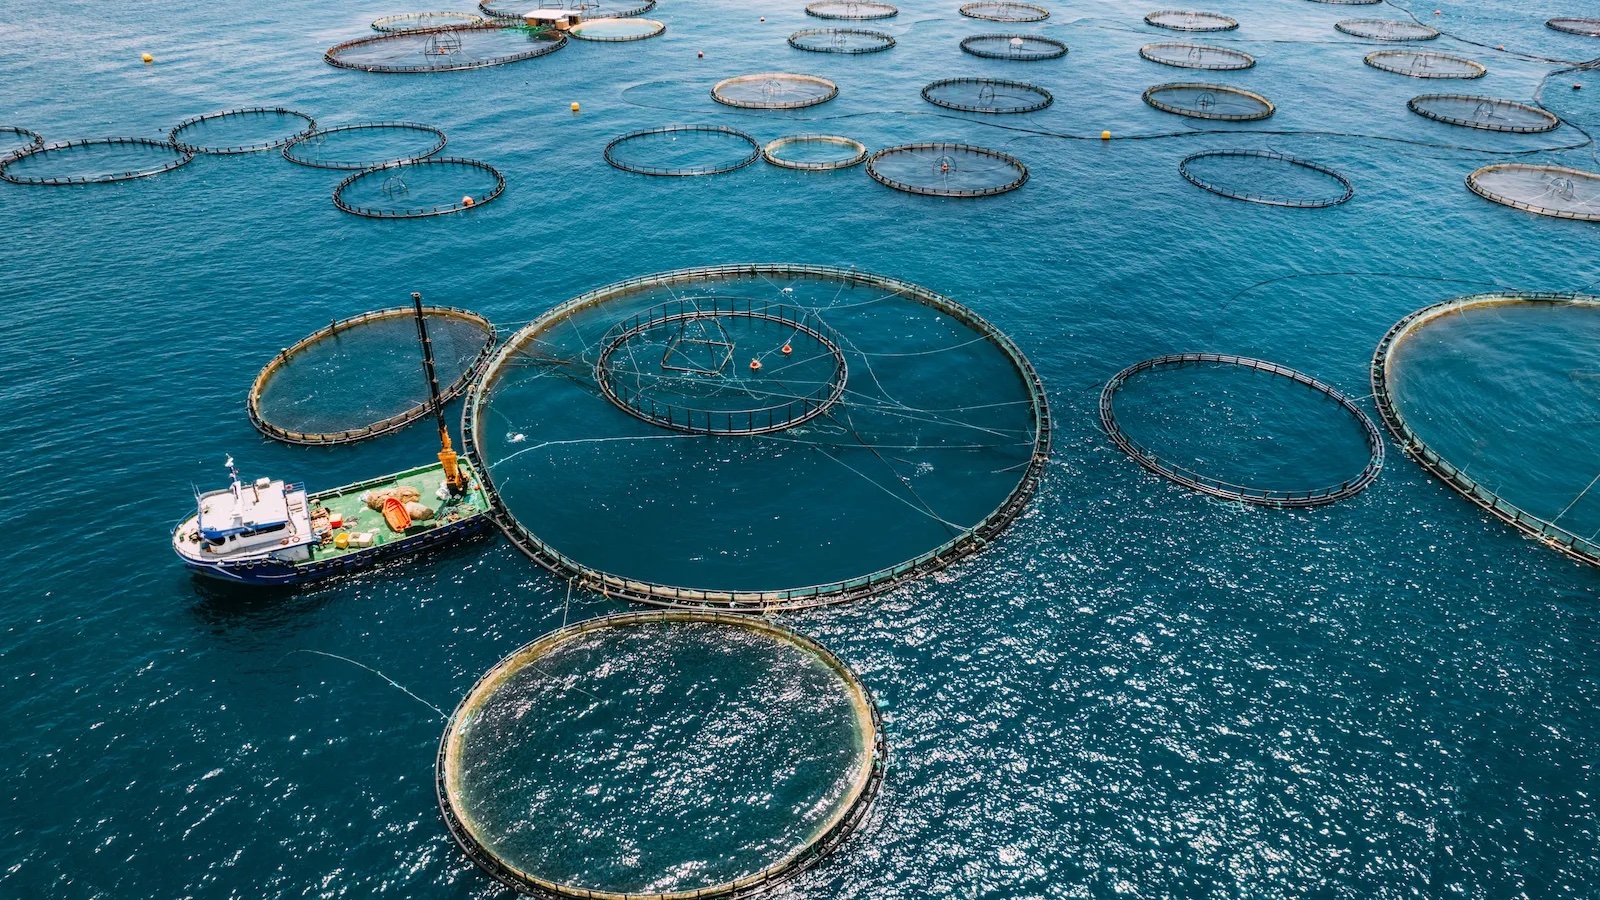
[172,293,494,586]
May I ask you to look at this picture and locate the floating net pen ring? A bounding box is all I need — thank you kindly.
[1407,94,1560,133]
[1101,353,1384,507]
[867,143,1029,197]
[332,157,504,218]
[1143,10,1239,32]
[477,0,655,17]
[959,34,1068,60]
[1371,292,1600,567]
[1466,164,1600,222]
[0,137,193,185]
[437,610,886,899]
[804,0,898,20]
[1546,18,1600,37]
[324,24,566,73]
[168,107,316,155]
[282,122,448,170]
[921,78,1054,113]
[248,305,496,445]
[1364,50,1485,79]
[1,126,43,161]
[603,125,761,176]
[711,73,839,109]
[372,11,486,32]
[1178,150,1353,208]
[1139,42,1255,70]
[788,28,896,53]
[958,2,1049,22]
[570,17,666,41]
[762,134,869,170]
[1307,0,1381,4]
[1334,19,1440,41]
[1142,83,1275,121]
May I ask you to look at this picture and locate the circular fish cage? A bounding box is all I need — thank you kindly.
[805,0,898,20]
[604,125,761,176]
[282,122,448,170]
[1179,150,1354,208]
[248,306,496,446]
[464,263,1052,610]
[372,11,486,32]
[711,73,839,109]
[1364,50,1485,79]
[168,107,315,155]
[1,126,43,161]
[959,2,1049,22]
[1139,42,1255,70]
[1142,83,1275,120]
[1307,0,1381,4]
[332,158,504,218]
[1407,94,1559,133]
[1335,19,1440,41]
[1547,18,1600,37]
[569,17,665,41]
[1101,353,1383,508]
[1371,292,1600,567]
[762,134,869,170]
[325,25,565,73]
[1466,164,1600,222]
[479,0,656,18]
[921,78,1053,113]
[437,611,885,898]
[867,143,1028,197]
[1143,10,1239,32]
[959,34,1068,60]
[0,138,193,185]
[788,27,896,53]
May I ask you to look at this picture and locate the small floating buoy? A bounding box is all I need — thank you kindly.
[1433,9,1441,14]
[571,101,580,111]
[1101,130,1112,140]
[697,50,704,58]
[1576,84,1584,90]
[750,358,762,371]
[781,343,793,355]
[141,52,153,63]
[759,16,765,21]
[461,195,474,207]
[1497,45,1504,50]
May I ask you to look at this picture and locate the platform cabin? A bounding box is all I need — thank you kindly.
[522,8,584,30]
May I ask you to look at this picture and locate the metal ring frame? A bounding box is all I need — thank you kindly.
[0,137,194,185]
[332,157,505,218]
[1406,94,1560,133]
[711,73,839,110]
[324,24,566,73]
[1139,42,1256,70]
[1178,150,1354,208]
[570,17,666,41]
[1546,18,1600,37]
[1143,10,1239,32]
[1335,19,1440,41]
[804,1,898,20]
[1466,164,1600,222]
[921,77,1054,113]
[958,2,1049,23]
[1363,50,1486,79]
[168,107,316,155]
[282,122,449,170]
[959,34,1069,60]
[372,12,486,32]
[603,125,761,176]
[1,126,45,162]
[1142,82,1275,120]
[479,0,658,18]
[866,143,1030,197]
[762,134,869,170]
[1101,353,1384,508]
[1306,0,1381,4]
[788,27,896,53]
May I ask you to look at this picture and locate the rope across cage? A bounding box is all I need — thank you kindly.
[569,17,665,41]
[1546,18,1600,37]
[959,34,1068,60]
[282,122,449,170]
[437,610,887,899]
[1407,94,1560,133]
[804,0,898,20]
[324,24,566,73]
[168,107,316,155]
[461,263,1053,611]
[1466,164,1600,222]
[372,11,486,32]
[1100,353,1384,508]
[958,2,1049,22]
[1143,83,1274,120]
[788,28,896,53]
[921,78,1054,114]
[248,305,497,446]
[1334,19,1440,42]
[711,73,839,109]
[1363,50,1485,79]
[1370,292,1600,568]
[0,137,194,185]
[1178,150,1354,208]
[604,125,761,176]
[762,134,869,170]
[1139,42,1255,71]
[1,126,44,162]
[867,143,1029,197]
[332,157,504,218]
[1143,10,1239,32]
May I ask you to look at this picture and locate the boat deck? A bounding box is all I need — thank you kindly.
[304,460,491,563]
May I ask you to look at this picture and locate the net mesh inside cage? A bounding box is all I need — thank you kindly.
[1143,10,1239,32]
[1335,19,1440,41]
[463,264,1051,609]
[569,17,665,40]
[1179,150,1354,208]
[1307,0,1381,5]
[1407,94,1559,133]
[437,612,885,899]
[867,143,1029,197]
[711,73,839,109]
[921,78,1054,113]
[762,134,869,170]
[480,0,657,17]
[958,2,1049,22]
[1371,293,1600,567]
[168,107,316,154]
[282,122,448,170]
[325,25,565,73]
[959,34,1068,60]
[1364,50,1485,79]
[372,12,486,32]
[249,306,496,445]
[1,126,43,161]
[1139,42,1255,70]
[1100,353,1383,507]
[804,0,898,20]
[1466,164,1600,222]
[0,138,192,185]
[1143,83,1275,120]
[333,158,504,218]
[1546,17,1600,37]
[788,28,895,53]
[604,125,761,176]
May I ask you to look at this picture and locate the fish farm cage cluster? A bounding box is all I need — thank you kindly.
[788,27,896,53]
[1178,150,1355,208]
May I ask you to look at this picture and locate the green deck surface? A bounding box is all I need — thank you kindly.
[303,459,490,563]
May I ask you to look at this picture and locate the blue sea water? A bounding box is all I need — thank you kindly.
[3,0,1600,896]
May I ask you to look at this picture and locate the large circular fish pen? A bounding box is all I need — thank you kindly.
[958,2,1049,22]
[711,73,839,109]
[1363,50,1485,79]
[1178,150,1354,208]
[959,34,1068,60]
[762,134,869,170]
[1139,42,1255,71]
[1334,19,1440,41]
[281,122,449,170]
[569,18,666,41]
[804,0,898,20]
[168,107,315,154]
[1143,10,1239,32]
[604,125,761,176]
[1142,83,1275,120]
[867,143,1029,197]
[372,12,486,33]
[1465,164,1600,222]
[788,28,895,53]
[332,158,504,217]
[921,78,1054,114]
[0,138,193,185]
[324,25,566,73]
[1546,18,1600,37]
[1406,95,1560,133]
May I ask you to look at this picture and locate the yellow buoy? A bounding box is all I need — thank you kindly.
[1101,130,1112,140]
[141,52,154,63]
[570,101,580,112]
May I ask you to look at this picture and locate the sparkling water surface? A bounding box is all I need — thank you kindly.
[5,0,1600,896]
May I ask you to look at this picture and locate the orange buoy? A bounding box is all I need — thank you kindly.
[781,343,792,355]
[697,51,704,58]
[750,358,762,371]
[461,195,474,207]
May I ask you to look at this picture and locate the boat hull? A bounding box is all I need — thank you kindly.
[180,512,494,586]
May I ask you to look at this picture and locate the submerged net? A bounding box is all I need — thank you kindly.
[921,78,1053,113]
[1,126,43,161]
[1547,18,1600,37]
[438,612,884,899]
[1372,293,1600,566]
[1179,150,1353,208]
[867,143,1029,197]
[168,107,315,154]
[1364,50,1485,79]
[1143,10,1238,32]
[464,263,1051,609]
[325,25,565,73]
[604,125,760,176]
[569,17,665,40]
[0,138,192,185]
[959,34,1068,60]
[1335,19,1440,41]
[1139,42,1255,70]
[788,27,896,53]
[372,12,486,32]
[1466,164,1600,222]
[1143,83,1274,120]
[959,2,1049,22]
[805,1,898,20]
[249,306,496,445]
[282,122,448,170]
[1101,353,1383,507]
[763,134,869,170]
[711,73,839,109]
[333,158,504,218]
[1407,94,1559,133]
